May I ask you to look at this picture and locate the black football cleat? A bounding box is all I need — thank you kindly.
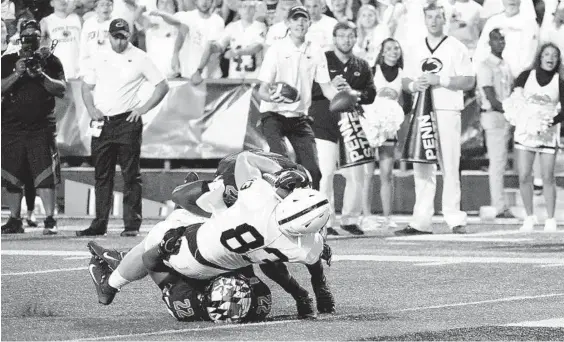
[1,217,24,234]
[312,276,336,314]
[76,227,107,237]
[43,216,58,235]
[296,295,317,320]
[394,226,433,236]
[340,224,364,236]
[326,227,339,236]
[87,241,125,271]
[88,256,118,305]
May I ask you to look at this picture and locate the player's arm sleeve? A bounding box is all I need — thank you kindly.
[234,151,284,188]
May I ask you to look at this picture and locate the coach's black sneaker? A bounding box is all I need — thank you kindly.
[76,227,107,237]
[326,227,339,236]
[452,225,467,234]
[394,225,432,236]
[312,276,336,314]
[340,224,364,236]
[43,216,58,235]
[120,230,139,237]
[296,295,317,320]
[88,256,118,305]
[87,241,125,271]
[1,217,24,234]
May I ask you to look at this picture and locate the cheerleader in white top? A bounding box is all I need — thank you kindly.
[360,38,406,230]
[505,43,564,232]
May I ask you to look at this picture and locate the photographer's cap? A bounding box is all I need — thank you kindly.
[20,19,41,36]
[109,18,131,38]
[287,6,310,20]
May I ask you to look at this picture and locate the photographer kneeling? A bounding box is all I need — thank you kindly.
[1,20,66,235]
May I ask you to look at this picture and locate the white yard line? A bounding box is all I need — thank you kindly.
[2,267,87,276]
[69,293,564,341]
[506,318,564,327]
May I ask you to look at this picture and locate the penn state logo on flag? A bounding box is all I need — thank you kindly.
[420,57,443,73]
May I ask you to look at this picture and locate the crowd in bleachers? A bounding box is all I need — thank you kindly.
[1,0,563,83]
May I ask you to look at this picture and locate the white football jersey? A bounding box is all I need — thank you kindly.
[403,35,473,111]
[221,20,267,79]
[162,178,323,280]
[43,13,82,79]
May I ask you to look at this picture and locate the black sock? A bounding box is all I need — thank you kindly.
[260,262,308,300]
[306,260,325,284]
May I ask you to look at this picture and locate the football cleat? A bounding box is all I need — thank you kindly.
[87,241,125,271]
[312,276,336,314]
[88,256,118,305]
[43,216,58,235]
[295,295,317,320]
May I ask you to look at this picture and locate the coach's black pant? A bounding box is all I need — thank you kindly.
[90,112,142,232]
[260,113,321,190]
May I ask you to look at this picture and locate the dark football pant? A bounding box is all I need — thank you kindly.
[260,113,321,190]
[90,113,142,232]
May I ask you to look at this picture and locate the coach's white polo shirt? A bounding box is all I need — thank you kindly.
[83,43,165,116]
[258,36,331,116]
[403,35,474,111]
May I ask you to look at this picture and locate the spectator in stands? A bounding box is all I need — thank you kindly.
[375,0,406,37]
[477,28,515,219]
[76,19,169,237]
[112,0,136,32]
[135,0,179,78]
[540,0,564,74]
[511,43,563,232]
[361,37,403,231]
[480,0,536,24]
[79,0,114,75]
[474,0,539,79]
[152,0,225,81]
[1,20,66,235]
[353,4,390,68]
[265,0,302,47]
[448,0,482,56]
[202,0,267,80]
[304,0,338,52]
[326,0,354,22]
[40,0,82,80]
[2,0,17,37]
[254,0,278,25]
[76,0,98,20]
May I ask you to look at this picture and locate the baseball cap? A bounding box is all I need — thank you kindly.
[287,6,310,20]
[109,18,130,38]
[20,19,41,35]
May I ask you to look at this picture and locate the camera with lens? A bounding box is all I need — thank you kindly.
[23,53,46,78]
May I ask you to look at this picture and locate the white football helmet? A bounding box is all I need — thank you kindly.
[275,188,330,237]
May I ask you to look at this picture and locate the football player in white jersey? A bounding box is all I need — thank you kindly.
[40,0,82,79]
[395,3,475,236]
[87,151,334,320]
[199,0,267,80]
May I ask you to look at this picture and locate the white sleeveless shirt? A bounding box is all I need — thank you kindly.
[373,64,403,101]
[44,13,82,79]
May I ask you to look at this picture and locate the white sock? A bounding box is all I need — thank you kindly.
[108,270,130,290]
[533,178,543,187]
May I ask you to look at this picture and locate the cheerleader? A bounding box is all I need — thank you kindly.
[360,38,405,230]
[510,43,564,232]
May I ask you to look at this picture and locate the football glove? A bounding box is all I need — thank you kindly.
[158,227,185,259]
[273,169,309,191]
[320,242,332,267]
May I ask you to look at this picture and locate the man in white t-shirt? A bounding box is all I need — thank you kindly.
[396,3,475,235]
[264,0,302,47]
[151,0,225,79]
[447,0,482,56]
[78,0,114,76]
[474,0,539,78]
[304,0,337,52]
[76,19,169,237]
[195,0,267,80]
[40,0,82,79]
[480,0,536,23]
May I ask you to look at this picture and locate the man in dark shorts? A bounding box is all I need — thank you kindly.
[1,19,66,235]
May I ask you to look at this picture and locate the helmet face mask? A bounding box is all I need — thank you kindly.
[275,188,330,237]
[205,275,253,323]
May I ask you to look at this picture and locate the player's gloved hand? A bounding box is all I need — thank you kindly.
[158,227,185,259]
[320,242,332,267]
[273,169,309,191]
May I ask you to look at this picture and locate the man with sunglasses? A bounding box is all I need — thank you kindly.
[1,20,66,235]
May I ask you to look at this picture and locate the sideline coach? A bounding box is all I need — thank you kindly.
[76,18,169,237]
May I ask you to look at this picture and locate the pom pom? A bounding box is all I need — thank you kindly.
[360,98,404,148]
